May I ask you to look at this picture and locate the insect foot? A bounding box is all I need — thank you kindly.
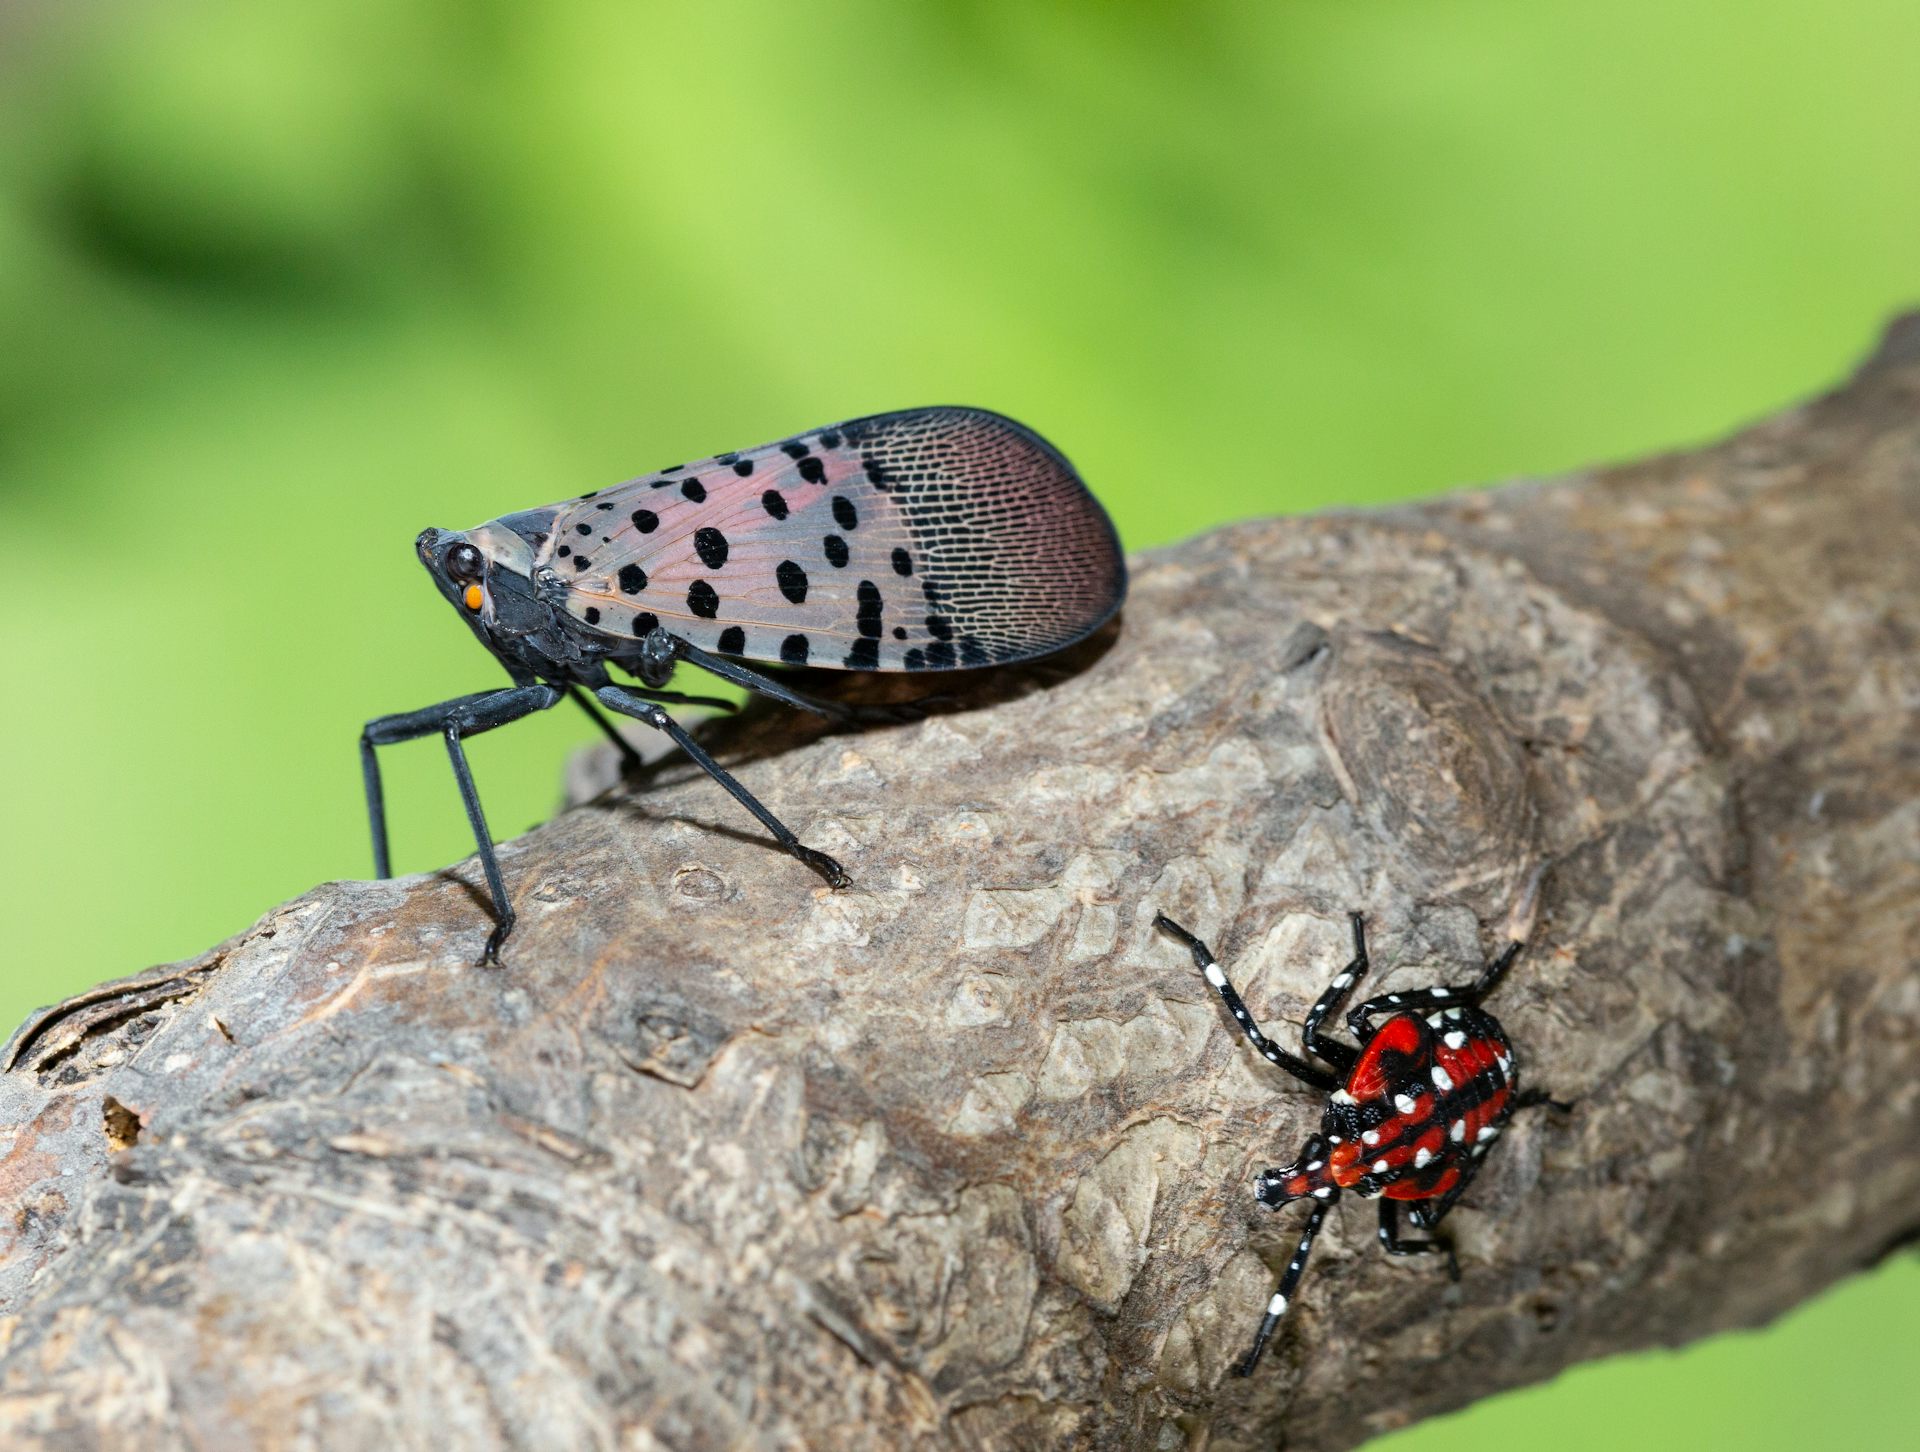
[1156,909,1561,1374]
[360,408,1124,961]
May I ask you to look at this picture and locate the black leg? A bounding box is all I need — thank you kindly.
[442,724,515,965]
[360,684,561,962]
[1465,939,1525,1001]
[363,689,514,878]
[1377,1199,1459,1281]
[1301,912,1368,1074]
[1346,984,1470,1041]
[1345,938,1527,1039]
[595,684,850,888]
[568,687,645,772]
[674,638,948,725]
[1153,915,1338,1091]
[1237,1198,1329,1377]
[569,684,741,776]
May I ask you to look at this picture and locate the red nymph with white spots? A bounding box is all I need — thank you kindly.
[1155,911,1566,1375]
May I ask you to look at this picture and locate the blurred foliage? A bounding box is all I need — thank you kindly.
[0,2,1914,1447]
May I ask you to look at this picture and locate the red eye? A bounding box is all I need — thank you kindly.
[446,543,484,582]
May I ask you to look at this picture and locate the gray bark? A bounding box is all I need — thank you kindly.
[2,318,1917,1451]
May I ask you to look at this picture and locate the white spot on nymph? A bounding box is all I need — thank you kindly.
[1372,1158,1390,1174]
[1427,1012,1445,1027]
[1444,1031,1467,1050]
[1449,1120,1465,1143]
[1203,963,1227,988]
[1431,1066,1455,1091]
[1332,973,1353,990]
[1473,1143,1489,1156]
[1328,1134,1343,1144]
[1478,1124,1500,1143]
[1306,1160,1324,1172]
[1387,994,1402,1004]
[1393,1093,1418,1114]
[1380,1225,1392,1240]
[1431,986,1450,999]
[1445,1007,1463,1021]
[1498,1055,1513,1074]
[1268,1292,1290,1316]
[1313,1186,1333,1199]
[1414,1147,1433,1168]
[1362,1130,1381,1146]
[1331,1089,1357,1106]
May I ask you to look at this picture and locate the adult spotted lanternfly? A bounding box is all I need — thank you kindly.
[1155,911,1566,1375]
[362,407,1125,963]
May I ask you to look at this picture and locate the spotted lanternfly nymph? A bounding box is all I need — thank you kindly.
[362,407,1126,963]
[1155,911,1566,1375]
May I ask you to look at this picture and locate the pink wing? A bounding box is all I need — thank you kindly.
[534,407,1124,671]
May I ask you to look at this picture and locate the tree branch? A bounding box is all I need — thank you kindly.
[3,319,1917,1450]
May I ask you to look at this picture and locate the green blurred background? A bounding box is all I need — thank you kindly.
[1,1,1913,1444]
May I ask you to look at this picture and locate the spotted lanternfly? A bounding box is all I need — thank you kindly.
[362,407,1126,963]
[1155,911,1566,1375]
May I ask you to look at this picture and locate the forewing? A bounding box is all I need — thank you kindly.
[538,407,1124,671]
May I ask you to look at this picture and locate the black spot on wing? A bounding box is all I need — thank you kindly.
[681,479,707,502]
[762,490,789,521]
[687,580,719,618]
[776,560,809,604]
[844,638,880,670]
[856,580,884,639]
[717,626,746,654]
[632,509,658,534]
[618,564,647,594]
[823,535,849,568]
[780,633,810,665]
[694,527,729,570]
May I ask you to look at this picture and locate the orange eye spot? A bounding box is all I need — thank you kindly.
[463,584,483,611]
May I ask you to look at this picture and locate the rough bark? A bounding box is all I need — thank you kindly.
[3,319,1917,1452]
